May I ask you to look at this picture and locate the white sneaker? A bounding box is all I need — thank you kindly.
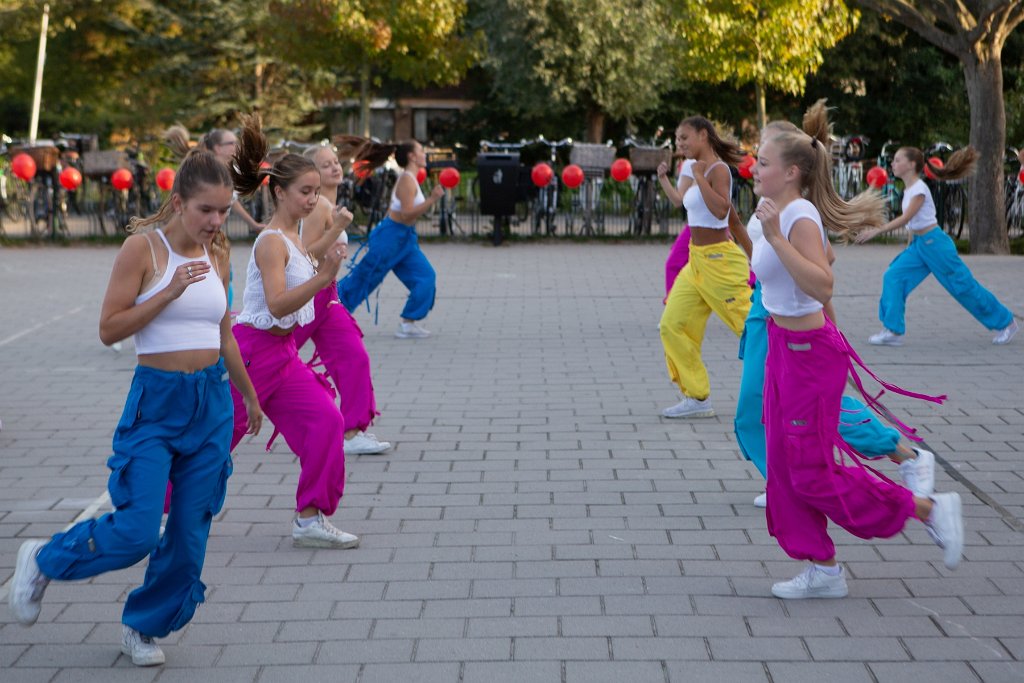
[898,447,935,497]
[868,329,904,346]
[753,492,767,508]
[925,492,964,570]
[8,540,50,626]
[344,432,391,455]
[771,565,848,599]
[395,321,430,339]
[121,624,165,666]
[292,512,360,549]
[993,319,1019,345]
[662,396,715,418]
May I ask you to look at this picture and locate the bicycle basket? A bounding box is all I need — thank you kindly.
[82,150,129,178]
[569,144,616,171]
[12,144,61,172]
[628,146,671,173]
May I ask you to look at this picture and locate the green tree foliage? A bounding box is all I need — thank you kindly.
[672,0,859,129]
[267,0,481,135]
[474,0,675,142]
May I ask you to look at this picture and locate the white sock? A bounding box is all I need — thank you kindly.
[296,515,317,528]
[815,563,841,576]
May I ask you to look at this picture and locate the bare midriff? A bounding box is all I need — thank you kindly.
[138,349,221,374]
[690,226,731,246]
[770,309,826,332]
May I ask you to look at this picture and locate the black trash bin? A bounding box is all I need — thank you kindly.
[477,152,521,244]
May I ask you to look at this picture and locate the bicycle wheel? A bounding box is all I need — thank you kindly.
[52,186,69,238]
[942,183,967,240]
[733,181,755,222]
[29,182,48,238]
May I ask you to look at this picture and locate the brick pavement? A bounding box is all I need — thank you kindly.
[0,240,1022,682]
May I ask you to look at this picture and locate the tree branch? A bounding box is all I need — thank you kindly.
[856,0,965,56]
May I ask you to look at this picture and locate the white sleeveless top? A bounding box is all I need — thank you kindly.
[134,229,225,354]
[681,160,730,228]
[235,229,316,330]
[389,171,426,212]
[751,198,828,317]
[902,179,939,233]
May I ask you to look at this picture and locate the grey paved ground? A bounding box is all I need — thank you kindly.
[0,240,1022,682]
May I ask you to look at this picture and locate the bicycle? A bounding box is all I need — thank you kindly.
[566,142,615,236]
[0,135,31,236]
[730,165,755,223]
[623,136,672,235]
[426,145,464,237]
[875,140,903,222]
[525,136,572,236]
[1005,146,1024,237]
[15,141,69,239]
[924,141,968,240]
[831,134,868,200]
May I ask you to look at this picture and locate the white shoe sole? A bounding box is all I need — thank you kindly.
[868,338,903,347]
[10,540,46,626]
[292,535,360,549]
[345,443,392,455]
[120,644,165,667]
[934,493,964,570]
[771,581,848,599]
[662,409,715,419]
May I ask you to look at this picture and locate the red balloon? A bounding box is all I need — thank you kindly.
[59,167,83,191]
[156,167,175,191]
[1019,167,1024,184]
[561,164,584,189]
[352,159,370,181]
[531,162,554,188]
[866,166,888,189]
[111,168,134,190]
[260,160,272,186]
[439,167,460,189]
[416,167,427,184]
[610,158,632,182]
[11,153,36,181]
[924,156,944,180]
[738,155,756,180]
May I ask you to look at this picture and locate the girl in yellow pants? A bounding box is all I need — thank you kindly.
[658,116,751,418]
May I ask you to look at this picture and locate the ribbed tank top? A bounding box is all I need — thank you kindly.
[235,229,316,330]
[133,230,225,354]
[682,160,731,228]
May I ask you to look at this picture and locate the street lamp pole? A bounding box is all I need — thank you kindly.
[28,3,50,145]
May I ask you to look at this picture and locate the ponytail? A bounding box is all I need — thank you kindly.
[232,112,316,209]
[163,124,193,161]
[336,135,419,172]
[772,131,885,240]
[900,146,978,182]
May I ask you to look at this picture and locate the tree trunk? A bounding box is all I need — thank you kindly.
[755,81,766,132]
[963,48,1009,254]
[359,62,371,138]
[585,108,605,144]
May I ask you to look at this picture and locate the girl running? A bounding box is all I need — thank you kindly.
[335,138,444,339]
[294,143,390,455]
[856,147,1018,346]
[658,117,750,418]
[230,114,359,549]
[735,106,934,509]
[749,115,963,599]
[9,150,262,666]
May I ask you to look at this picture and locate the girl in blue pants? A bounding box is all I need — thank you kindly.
[9,150,262,666]
[336,137,444,339]
[856,146,1018,346]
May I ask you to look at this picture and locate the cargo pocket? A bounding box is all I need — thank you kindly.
[105,452,133,510]
[167,580,207,633]
[207,456,234,517]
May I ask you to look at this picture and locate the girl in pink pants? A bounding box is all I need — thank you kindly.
[293,144,389,456]
[749,111,964,599]
[229,113,360,549]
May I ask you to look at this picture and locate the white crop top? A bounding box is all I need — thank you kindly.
[133,230,225,355]
[235,229,316,330]
[751,198,828,317]
[902,179,939,233]
[390,171,426,212]
[746,200,764,247]
[675,159,695,192]
[681,160,730,228]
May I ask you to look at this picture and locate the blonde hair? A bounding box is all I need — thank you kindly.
[764,100,883,240]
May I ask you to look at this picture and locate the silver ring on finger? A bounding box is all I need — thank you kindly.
[187,266,193,278]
